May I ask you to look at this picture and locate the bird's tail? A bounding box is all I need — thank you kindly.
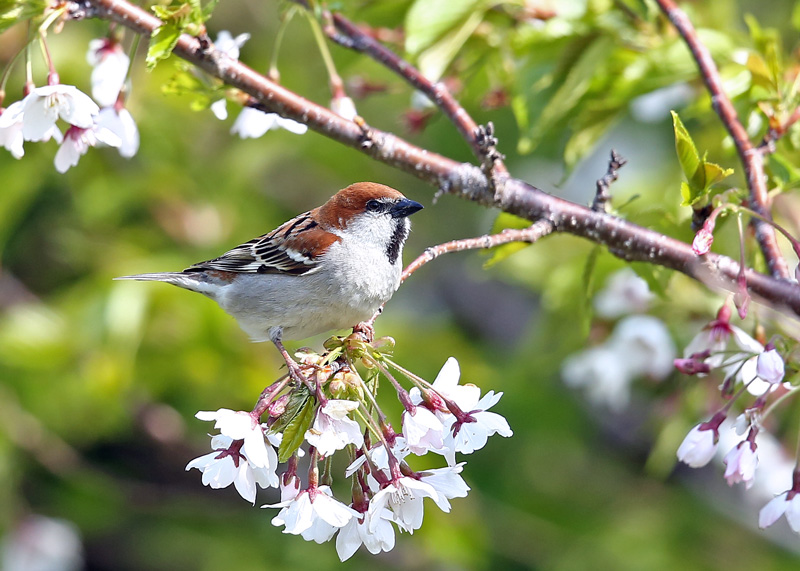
[114,272,217,297]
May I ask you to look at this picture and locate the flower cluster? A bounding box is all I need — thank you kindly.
[561,269,675,411]
[185,347,511,561]
[673,303,799,533]
[0,36,141,171]
[209,31,308,138]
[0,27,315,173]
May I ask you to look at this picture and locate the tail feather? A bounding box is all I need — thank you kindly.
[114,272,186,282]
[114,272,218,297]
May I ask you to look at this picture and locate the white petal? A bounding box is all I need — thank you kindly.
[323,399,360,419]
[432,357,461,393]
[335,518,362,561]
[275,116,308,134]
[91,51,130,107]
[759,493,789,529]
[54,137,83,173]
[785,495,800,532]
[231,108,277,138]
[210,99,228,120]
[313,493,357,528]
[756,349,785,384]
[185,451,220,471]
[233,462,257,503]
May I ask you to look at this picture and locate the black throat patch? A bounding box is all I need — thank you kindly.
[386,220,408,265]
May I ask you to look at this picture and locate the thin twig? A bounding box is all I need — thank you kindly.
[363,221,555,329]
[401,220,555,283]
[655,0,789,279]
[323,9,509,180]
[592,149,627,212]
[757,105,800,153]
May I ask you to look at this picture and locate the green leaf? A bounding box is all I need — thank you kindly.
[484,212,534,268]
[417,8,485,81]
[671,111,733,206]
[529,36,615,151]
[146,22,182,70]
[702,161,733,189]
[276,397,315,463]
[0,0,47,33]
[629,262,672,299]
[147,0,218,69]
[579,245,600,335]
[671,110,701,185]
[564,110,620,174]
[405,0,483,56]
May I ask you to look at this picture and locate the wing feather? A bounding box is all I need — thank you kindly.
[184,212,340,276]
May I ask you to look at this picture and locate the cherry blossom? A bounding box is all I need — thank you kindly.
[563,315,675,411]
[231,107,308,138]
[683,306,761,371]
[22,85,98,142]
[723,439,758,489]
[0,101,26,158]
[267,486,358,542]
[442,389,512,464]
[608,315,675,379]
[562,345,632,411]
[402,406,445,455]
[86,38,130,107]
[54,124,121,173]
[185,434,278,503]
[335,508,396,561]
[676,413,725,468]
[304,400,364,457]
[207,31,250,120]
[368,476,440,533]
[417,463,470,512]
[96,106,139,158]
[194,409,277,472]
[415,357,512,464]
[733,346,790,396]
[756,348,785,385]
[593,268,654,318]
[330,95,358,120]
[345,435,410,477]
[215,30,250,60]
[759,471,800,532]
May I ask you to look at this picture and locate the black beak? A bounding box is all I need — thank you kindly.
[390,198,424,218]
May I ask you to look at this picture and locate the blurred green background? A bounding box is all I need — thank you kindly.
[2,0,800,569]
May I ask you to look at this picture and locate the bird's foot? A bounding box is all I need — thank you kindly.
[353,321,375,343]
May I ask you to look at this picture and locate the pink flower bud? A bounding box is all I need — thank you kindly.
[692,226,714,255]
[756,348,784,384]
[674,357,710,375]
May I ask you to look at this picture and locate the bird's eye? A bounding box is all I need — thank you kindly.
[365,199,383,212]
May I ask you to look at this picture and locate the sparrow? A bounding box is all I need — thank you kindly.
[116,182,423,384]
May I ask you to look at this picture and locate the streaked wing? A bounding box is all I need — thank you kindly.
[185,211,340,276]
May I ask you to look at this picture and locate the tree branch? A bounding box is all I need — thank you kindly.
[592,150,627,213]
[77,0,800,317]
[401,220,555,283]
[324,9,510,182]
[655,0,789,279]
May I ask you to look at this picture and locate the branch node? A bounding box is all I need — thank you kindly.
[592,149,627,213]
[353,116,375,149]
[67,0,99,20]
[475,122,506,199]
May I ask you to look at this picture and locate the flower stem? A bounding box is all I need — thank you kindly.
[303,5,344,94]
[269,6,299,82]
